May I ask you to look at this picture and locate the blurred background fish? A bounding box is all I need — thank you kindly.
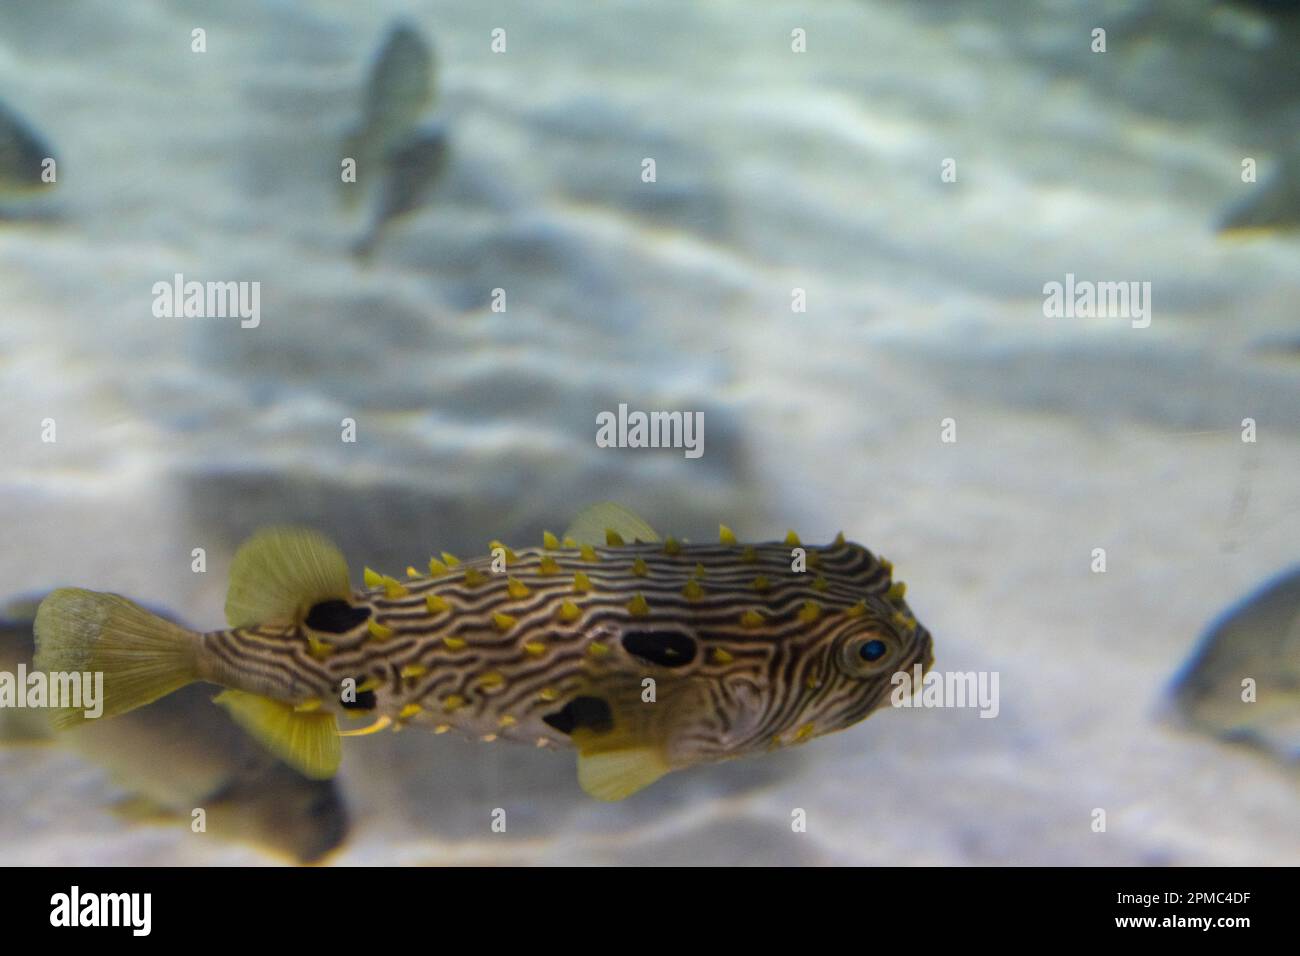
[1210,0,1300,232]
[0,597,52,742]
[1218,155,1300,234]
[0,100,54,193]
[0,596,350,864]
[1168,566,1300,761]
[337,20,450,259]
[353,123,450,259]
[1226,1,1300,18]
[341,21,435,206]
[0,99,56,220]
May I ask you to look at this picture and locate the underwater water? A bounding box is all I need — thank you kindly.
[0,0,1297,865]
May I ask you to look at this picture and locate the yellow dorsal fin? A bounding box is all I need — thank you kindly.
[214,689,341,779]
[224,528,351,627]
[563,502,660,546]
[577,746,671,801]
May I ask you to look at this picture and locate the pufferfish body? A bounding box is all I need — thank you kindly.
[34,503,934,800]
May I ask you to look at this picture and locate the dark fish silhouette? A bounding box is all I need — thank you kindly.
[1169,566,1300,761]
[352,124,449,259]
[341,20,435,209]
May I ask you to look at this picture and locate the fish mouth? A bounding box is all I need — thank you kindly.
[918,631,935,673]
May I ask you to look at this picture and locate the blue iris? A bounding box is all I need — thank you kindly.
[859,639,887,662]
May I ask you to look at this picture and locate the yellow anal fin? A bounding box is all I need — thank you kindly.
[214,689,341,779]
[224,528,352,628]
[563,502,661,547]
[577,746,670,801]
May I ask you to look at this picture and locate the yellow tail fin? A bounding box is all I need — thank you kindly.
[33,588,199,729]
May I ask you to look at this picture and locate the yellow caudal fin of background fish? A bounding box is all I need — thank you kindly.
[33,589,199,730]
[215,689,341,780]
[564,502,661,547]
[224,528,352,628]
[577,747,671,801]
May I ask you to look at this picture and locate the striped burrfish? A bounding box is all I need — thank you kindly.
[34,503,935,800]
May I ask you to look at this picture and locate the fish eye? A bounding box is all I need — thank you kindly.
[859,639,887,663]
[839,633,899,676]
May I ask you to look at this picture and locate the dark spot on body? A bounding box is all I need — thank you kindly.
[543,696,614,735]
[621,630,697,668]
[341,676,376,711]
[305,600,371,633]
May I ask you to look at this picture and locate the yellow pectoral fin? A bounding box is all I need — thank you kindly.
[577,746,671,801]
[214,689,341,779]
[563,502,661,547]
[224,528,352,628]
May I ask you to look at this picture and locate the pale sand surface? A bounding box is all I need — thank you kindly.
[0,0,1296,864]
